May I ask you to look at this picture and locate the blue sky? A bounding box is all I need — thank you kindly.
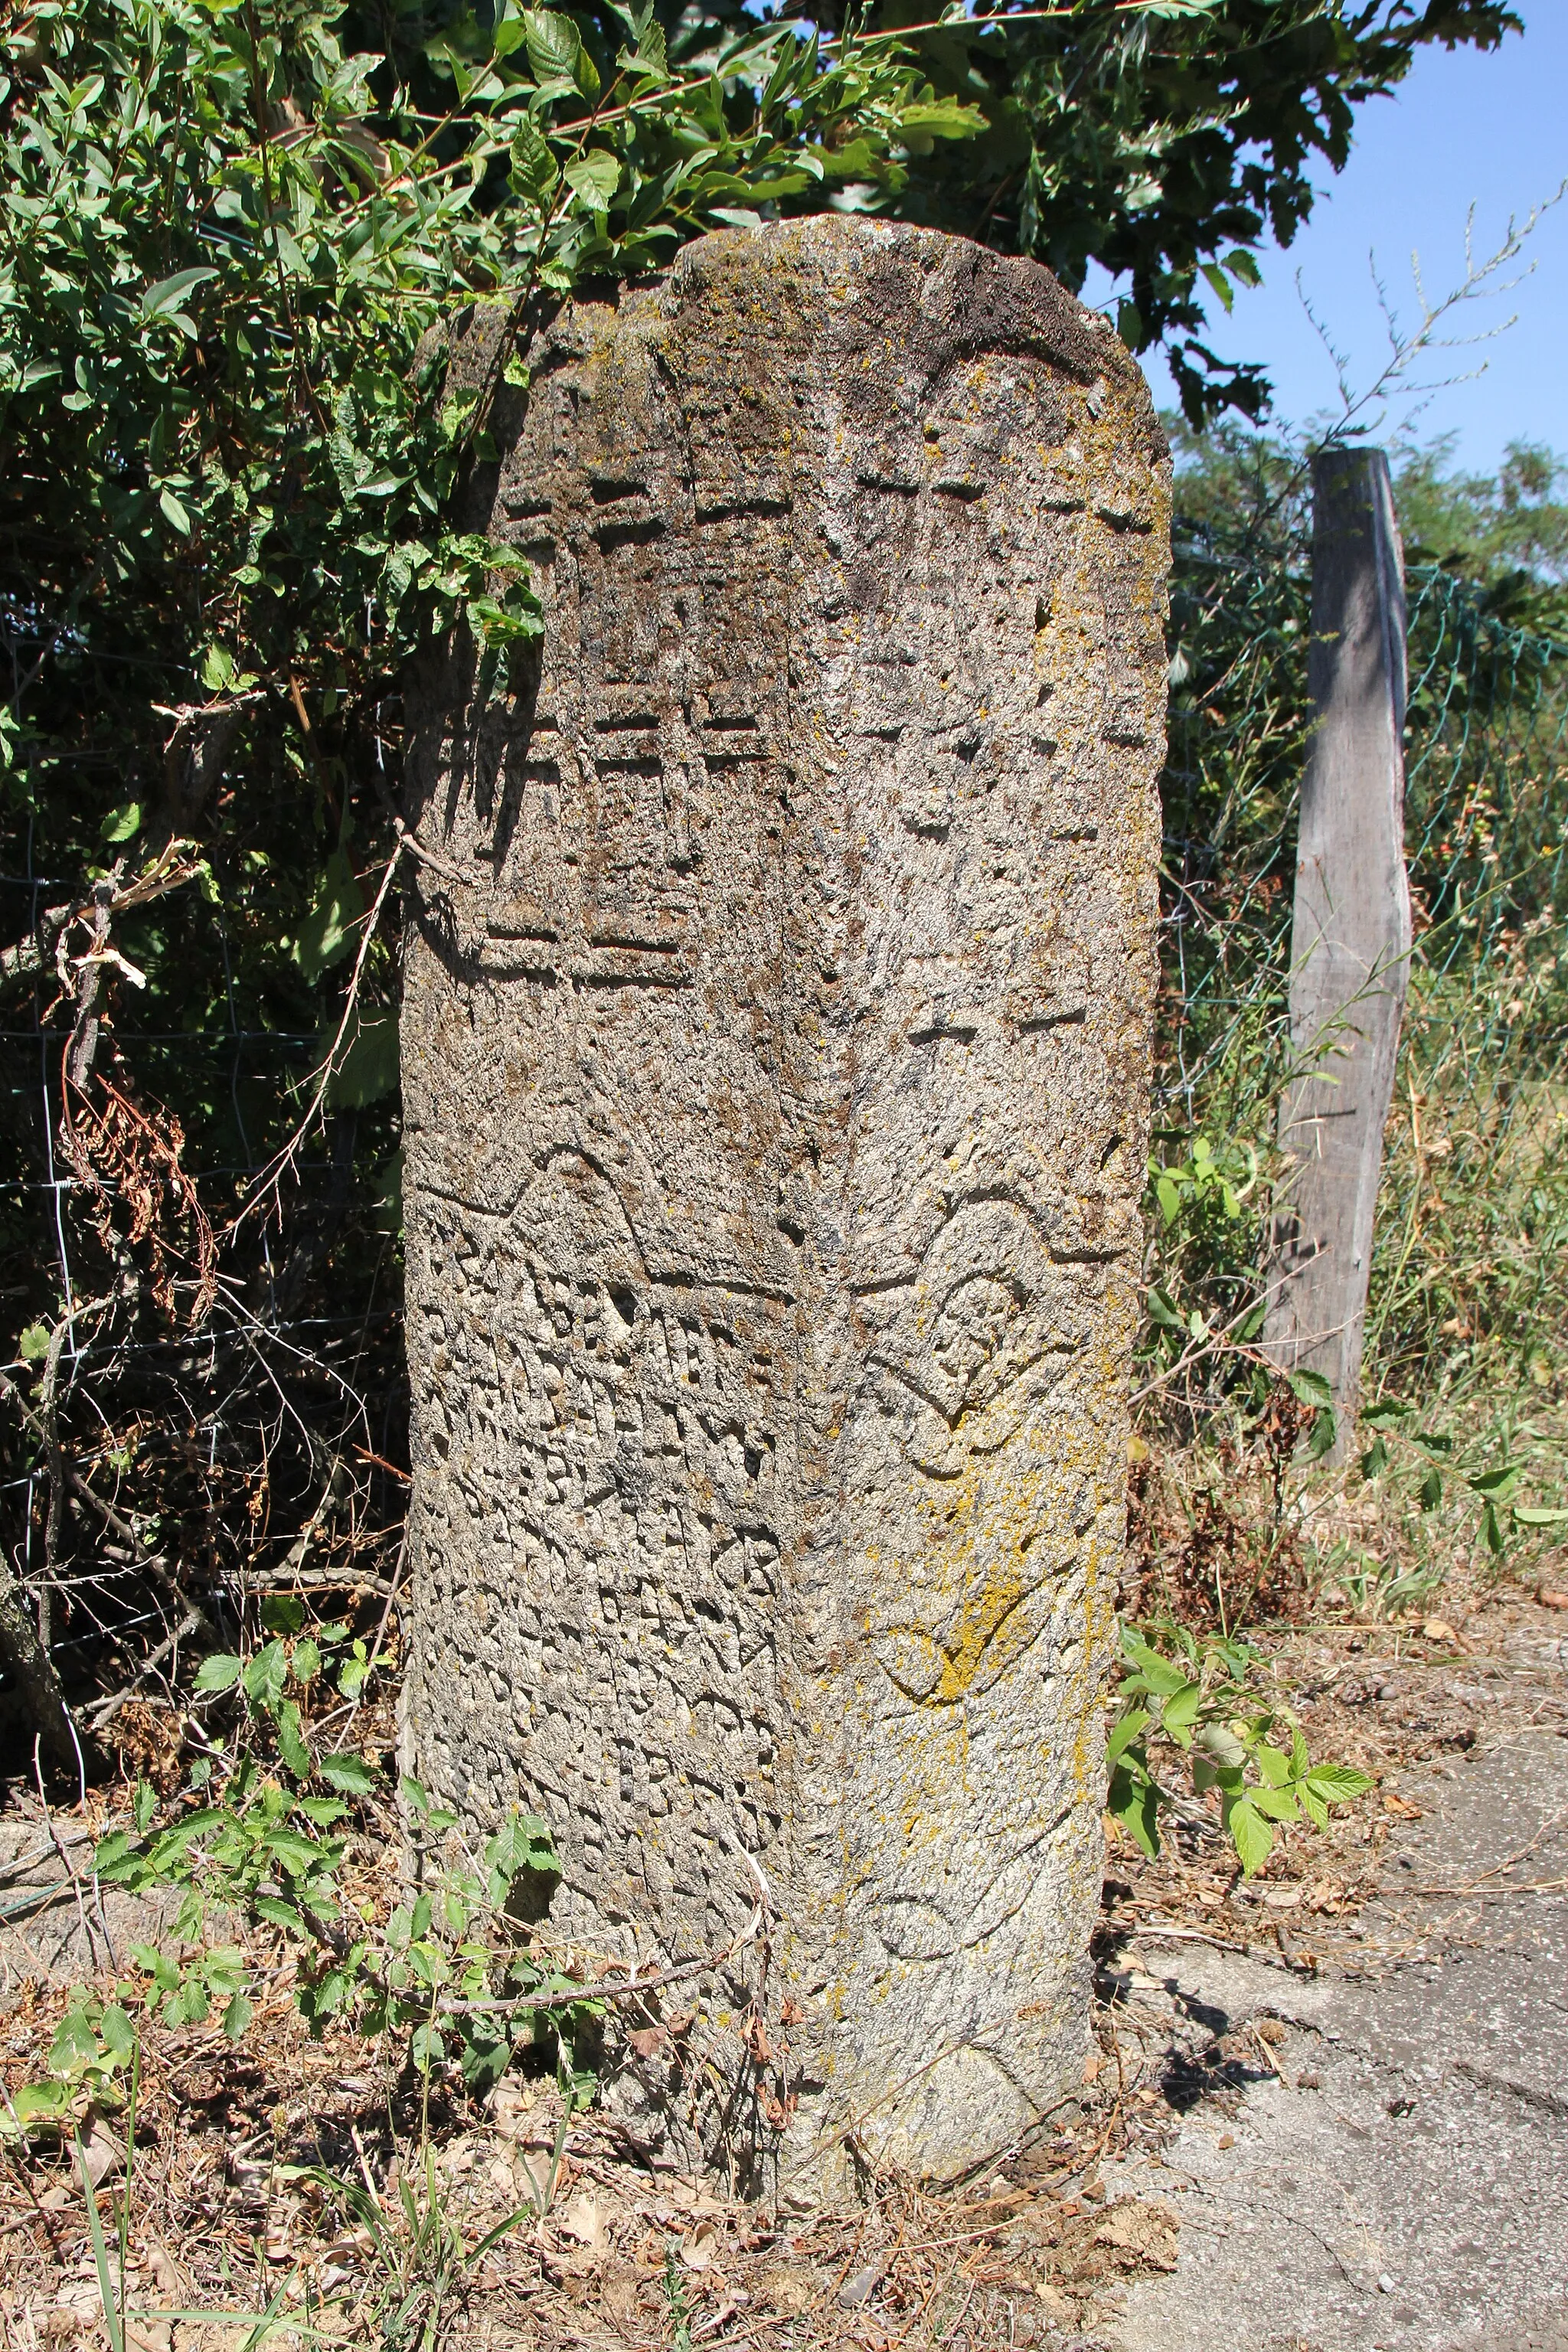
[1108,4,1568,471]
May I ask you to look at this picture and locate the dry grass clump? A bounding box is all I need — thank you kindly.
[0,1953,1191,2352]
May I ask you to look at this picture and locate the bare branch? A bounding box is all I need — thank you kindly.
[0,1358,220,1651]
[0,1557,76,1768]
[0,840,204,1000]
[227,840,407,1236]
[1300,180,1568,452]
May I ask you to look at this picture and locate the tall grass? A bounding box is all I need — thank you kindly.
[1138,429,1568,1612]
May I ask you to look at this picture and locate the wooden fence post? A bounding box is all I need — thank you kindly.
[1264,447,1412,1451]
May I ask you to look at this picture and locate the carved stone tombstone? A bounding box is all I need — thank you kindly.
[401,218,1168,2185]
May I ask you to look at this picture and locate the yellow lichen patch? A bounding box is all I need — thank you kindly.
[928,1559,1029,1705]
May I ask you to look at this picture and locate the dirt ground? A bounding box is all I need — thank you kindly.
[0,1583,1563,2352]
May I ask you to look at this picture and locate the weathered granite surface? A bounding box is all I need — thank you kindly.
[400,216,1169,2184]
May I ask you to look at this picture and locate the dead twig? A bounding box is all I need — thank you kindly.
[227,839,405,1233]
[1395,1808,1566,1899]
[88,1605,206,1728]
[0,1552,76,1769]
[31,1735,100,1969]
[0,840,203,997]
[0,1363,220,1652]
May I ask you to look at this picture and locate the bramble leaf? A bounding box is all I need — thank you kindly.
[1226,1796,1274,1876]
[320,1751,377,1795]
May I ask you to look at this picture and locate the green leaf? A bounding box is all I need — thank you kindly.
[631,18,668,77]
[252,1896,308,1933]
[1286,1367,1334,1410]
[319,1751,377,1795]
[487,1810,563,1882]
[1160,1680,1201,1744]
[17,1321,51,1363]
[1105,1705,1150,1772]
[1513,1504,1568,1526]
[326,1014,400,1110]
[1226,1796,1275,1877]
[261,1827,327,1879]
[98,2003,136,2063]
[1298,1779,1328,1831]
[1200,259,1236,313]
[292,849,363,981]
[1193,1718,1246,1771]
[511,119,560,204]
[12,2079,70,2125]
[564,151,622,213]
[276,1700,312,1779]
[337,1653,370,1699]
[898,98,985,139]
[1305,1406,1337,1460]
[1120,1634,1189,1698]
[101,801,142,843]
[243,1640,288,1712]
[273,221,309,279]
[139,266,217,322]
[159,487,192,535]
[132,1940,181,1991]
[1302,1765,1374,1805]
[410,2022,446,2073]
[47,2014,93,2089]
[459,2021,514,2093]
[168,1976,211,2027]
[1109,1759,1161,1860]
[194,1653,243,1694]
[523,8,581,82]
[201,1948,247,1997]
[222,1990,254,2043]
[261,1595,305,1635]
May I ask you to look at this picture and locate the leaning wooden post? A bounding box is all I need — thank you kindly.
[1264,447,1412,1449]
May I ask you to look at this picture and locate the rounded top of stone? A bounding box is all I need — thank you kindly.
[664,212,1151,416]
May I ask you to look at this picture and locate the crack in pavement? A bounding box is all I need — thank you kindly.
[1098,1719,1568,2352]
